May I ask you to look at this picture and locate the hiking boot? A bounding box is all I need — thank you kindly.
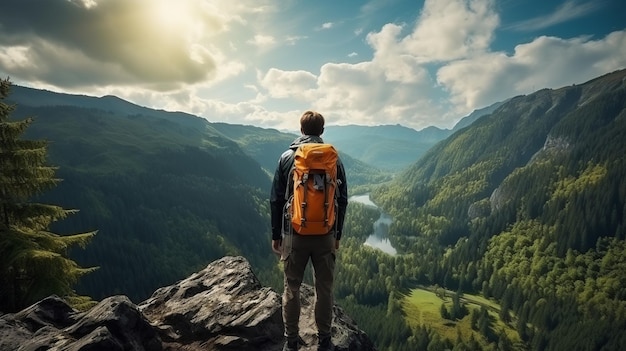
[282,337,298,351]
[317,334,334,351]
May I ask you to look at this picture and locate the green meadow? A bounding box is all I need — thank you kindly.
[402,287,522,348]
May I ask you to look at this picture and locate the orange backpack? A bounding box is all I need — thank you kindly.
[287,143,339,235]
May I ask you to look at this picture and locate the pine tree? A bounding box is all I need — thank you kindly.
[0,78,97,312]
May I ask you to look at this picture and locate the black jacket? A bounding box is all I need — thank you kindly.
[270,135,348,241]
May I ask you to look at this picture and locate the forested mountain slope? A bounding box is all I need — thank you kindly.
[373,69,626,349]
[211,122,296,173]
[6,85,395,304]
[8,87,275,302]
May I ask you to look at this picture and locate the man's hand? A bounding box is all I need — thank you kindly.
[272,239,282,256]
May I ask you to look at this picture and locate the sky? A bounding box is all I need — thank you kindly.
[0,0,625,132]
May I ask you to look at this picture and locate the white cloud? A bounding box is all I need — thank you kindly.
[437,30,626,112]
[0,0,269,90]
[201,98,301,131]
[274,0,501,128]
[70,0,97,9]
[508,0,604,31]
[315,62,381,116]
[246,0,625,130]
[321,22,334,30]
[253,59,446,129]
[247,34,277,48]
[285,35,308,45]
[259,68,318,99]
[400,0,499,62]
[367,24,430,84]
[0,46,31,70]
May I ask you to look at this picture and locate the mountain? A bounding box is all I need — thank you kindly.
[7,85,275,303]
[450,100,504,132]
[372,68,626,349]
[322,124,447,172]
[323,102,502,172]
[8,86,207,131]
[20,88,397,186]
[211,122,297,173]
[0,256,376,351]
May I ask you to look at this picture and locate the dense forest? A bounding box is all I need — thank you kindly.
[369,69,626,350]
[3,69,626,350]
[12,103,276,302]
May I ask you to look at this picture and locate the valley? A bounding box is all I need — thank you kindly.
[3,69,626,350]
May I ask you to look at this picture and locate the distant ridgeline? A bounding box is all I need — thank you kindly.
[322,101,502,172]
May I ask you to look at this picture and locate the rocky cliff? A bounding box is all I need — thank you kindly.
[0,256,376,351]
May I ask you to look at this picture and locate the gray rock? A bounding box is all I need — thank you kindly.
[0,256,376,351]
[0,294,160,351]
[140,255,283,350]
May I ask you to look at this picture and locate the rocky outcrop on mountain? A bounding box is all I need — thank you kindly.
[0,256,376,351]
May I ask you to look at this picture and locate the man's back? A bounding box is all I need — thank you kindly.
[269,111,348,351]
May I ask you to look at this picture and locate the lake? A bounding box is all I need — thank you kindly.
[349,194,397,255]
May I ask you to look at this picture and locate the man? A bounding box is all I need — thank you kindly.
[270,111,348,351]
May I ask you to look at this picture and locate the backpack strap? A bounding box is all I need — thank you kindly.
[284,166,294,201]
[300,172,309,228]
[332,177,340,237]
[323,173,329,227]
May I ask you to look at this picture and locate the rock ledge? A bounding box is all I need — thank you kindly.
[0,256,376,351]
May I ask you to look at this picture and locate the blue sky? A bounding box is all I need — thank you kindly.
[0,0,624,131]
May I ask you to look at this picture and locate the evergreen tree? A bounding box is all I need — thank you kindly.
[440,303,451,319]
[0,79,96,312]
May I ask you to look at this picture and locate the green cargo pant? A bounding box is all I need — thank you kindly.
[282,232,336,339]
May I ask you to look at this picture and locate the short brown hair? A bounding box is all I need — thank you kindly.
[300,110,325,136]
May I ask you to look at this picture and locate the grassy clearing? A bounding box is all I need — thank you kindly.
[401,287,522,348]
[402,289,465,342]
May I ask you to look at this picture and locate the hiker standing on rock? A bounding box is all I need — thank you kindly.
[270,111,348,351]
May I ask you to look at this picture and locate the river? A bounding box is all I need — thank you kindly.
[349,194,397,255]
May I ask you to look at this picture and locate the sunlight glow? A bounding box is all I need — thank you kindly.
[151,1,192,32]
